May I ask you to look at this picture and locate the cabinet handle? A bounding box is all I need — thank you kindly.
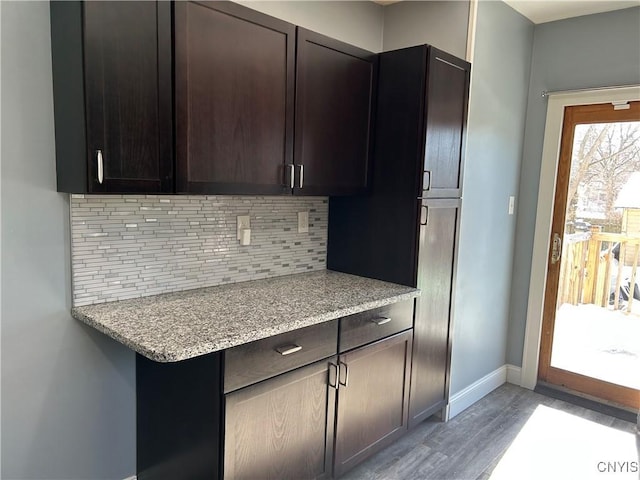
[420,205,429,226]
[288,164,295,189]
[298,164,304,189]
[424,170,432,191]
[370,316,391,326]
[97,150,104,184]
[338,360,349,387]
[328,362,339,389]
[275,344,302,356]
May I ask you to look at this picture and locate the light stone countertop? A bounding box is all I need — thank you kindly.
[72,270,420,362]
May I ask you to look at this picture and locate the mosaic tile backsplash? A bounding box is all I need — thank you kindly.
[70,195,328,306]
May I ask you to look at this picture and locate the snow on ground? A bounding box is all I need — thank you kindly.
[551,303,640,390]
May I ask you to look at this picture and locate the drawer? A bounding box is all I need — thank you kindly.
[224,319,338,393]
[339,299,414,353]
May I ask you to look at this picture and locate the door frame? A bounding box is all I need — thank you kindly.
[520,85,640,390]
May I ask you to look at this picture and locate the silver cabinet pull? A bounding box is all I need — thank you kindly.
[298,164,304,189]
[275,344,302,356]
[370,317,391,326]
[288,164,295,189]
[338,360,349,387]
[420,205,429,226]
[328,362,339,389]
[424,170,432,191]
[97,149,104,184]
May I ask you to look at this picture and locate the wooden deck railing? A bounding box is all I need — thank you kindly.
[557,226,640,312]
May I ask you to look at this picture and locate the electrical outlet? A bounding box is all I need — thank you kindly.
[237,215,250,240]
[298,211,309,233]
[508,196,515,215]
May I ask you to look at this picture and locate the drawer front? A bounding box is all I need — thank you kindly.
[224,320,338,393]
[339,300,414,353]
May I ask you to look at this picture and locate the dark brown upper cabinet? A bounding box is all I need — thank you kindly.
[174,1,296,195]
[328,45,471,287]
[422,48,470,199]
[294,29,377,196]
[50,1,173,194]
[51,1,377,196]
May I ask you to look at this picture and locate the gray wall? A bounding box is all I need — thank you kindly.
[239,1,384,52]
[240,0,469,56]
[449,1,533,394]
[1,2,135,479]
[382,0,469,58]
[507,6,640,366]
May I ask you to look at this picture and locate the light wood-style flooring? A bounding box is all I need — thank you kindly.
[342,383,638,480]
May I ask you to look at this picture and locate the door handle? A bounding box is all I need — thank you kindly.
[338,360,349,387]
[288,164,295,189]
[328,362,339,389]
[424,170,432,191]
[97,149,104,184]
[298,164,304,189]
[551,233,562,264]
[420,205,429,226]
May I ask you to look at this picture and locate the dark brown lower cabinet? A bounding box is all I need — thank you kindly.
[224,358,336,480]
[136,312,415,479]
[137,353,223,480]
[334,330,413,477]
[409,199,460,427]
[223,330,413,479]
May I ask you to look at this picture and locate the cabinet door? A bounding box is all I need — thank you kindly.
[409,199,460,427]
[175,1,295,194]
[83,1,172,193]
[294,28,376,196]
[224,358,336,480]
[334,330,412,477]
[421,48,470,199]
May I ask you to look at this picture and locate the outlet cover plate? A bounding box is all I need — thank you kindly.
[237,215,250,240]
[298,211,309,233]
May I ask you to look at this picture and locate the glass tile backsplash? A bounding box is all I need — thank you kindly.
[70,195,328,306]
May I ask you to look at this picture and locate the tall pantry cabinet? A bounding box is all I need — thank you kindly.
[328,45,470,427]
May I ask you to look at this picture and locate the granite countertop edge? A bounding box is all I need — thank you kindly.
[72,271,420,363]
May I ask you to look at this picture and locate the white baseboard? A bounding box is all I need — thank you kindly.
[123,476,137,480]
[448,364,520,419]
[506,364,522,385]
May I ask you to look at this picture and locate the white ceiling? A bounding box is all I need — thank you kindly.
[503,0,640,24]
[372,1,640,24]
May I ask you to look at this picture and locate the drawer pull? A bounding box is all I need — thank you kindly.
[370,317,391,326]
[275,344,302,356]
